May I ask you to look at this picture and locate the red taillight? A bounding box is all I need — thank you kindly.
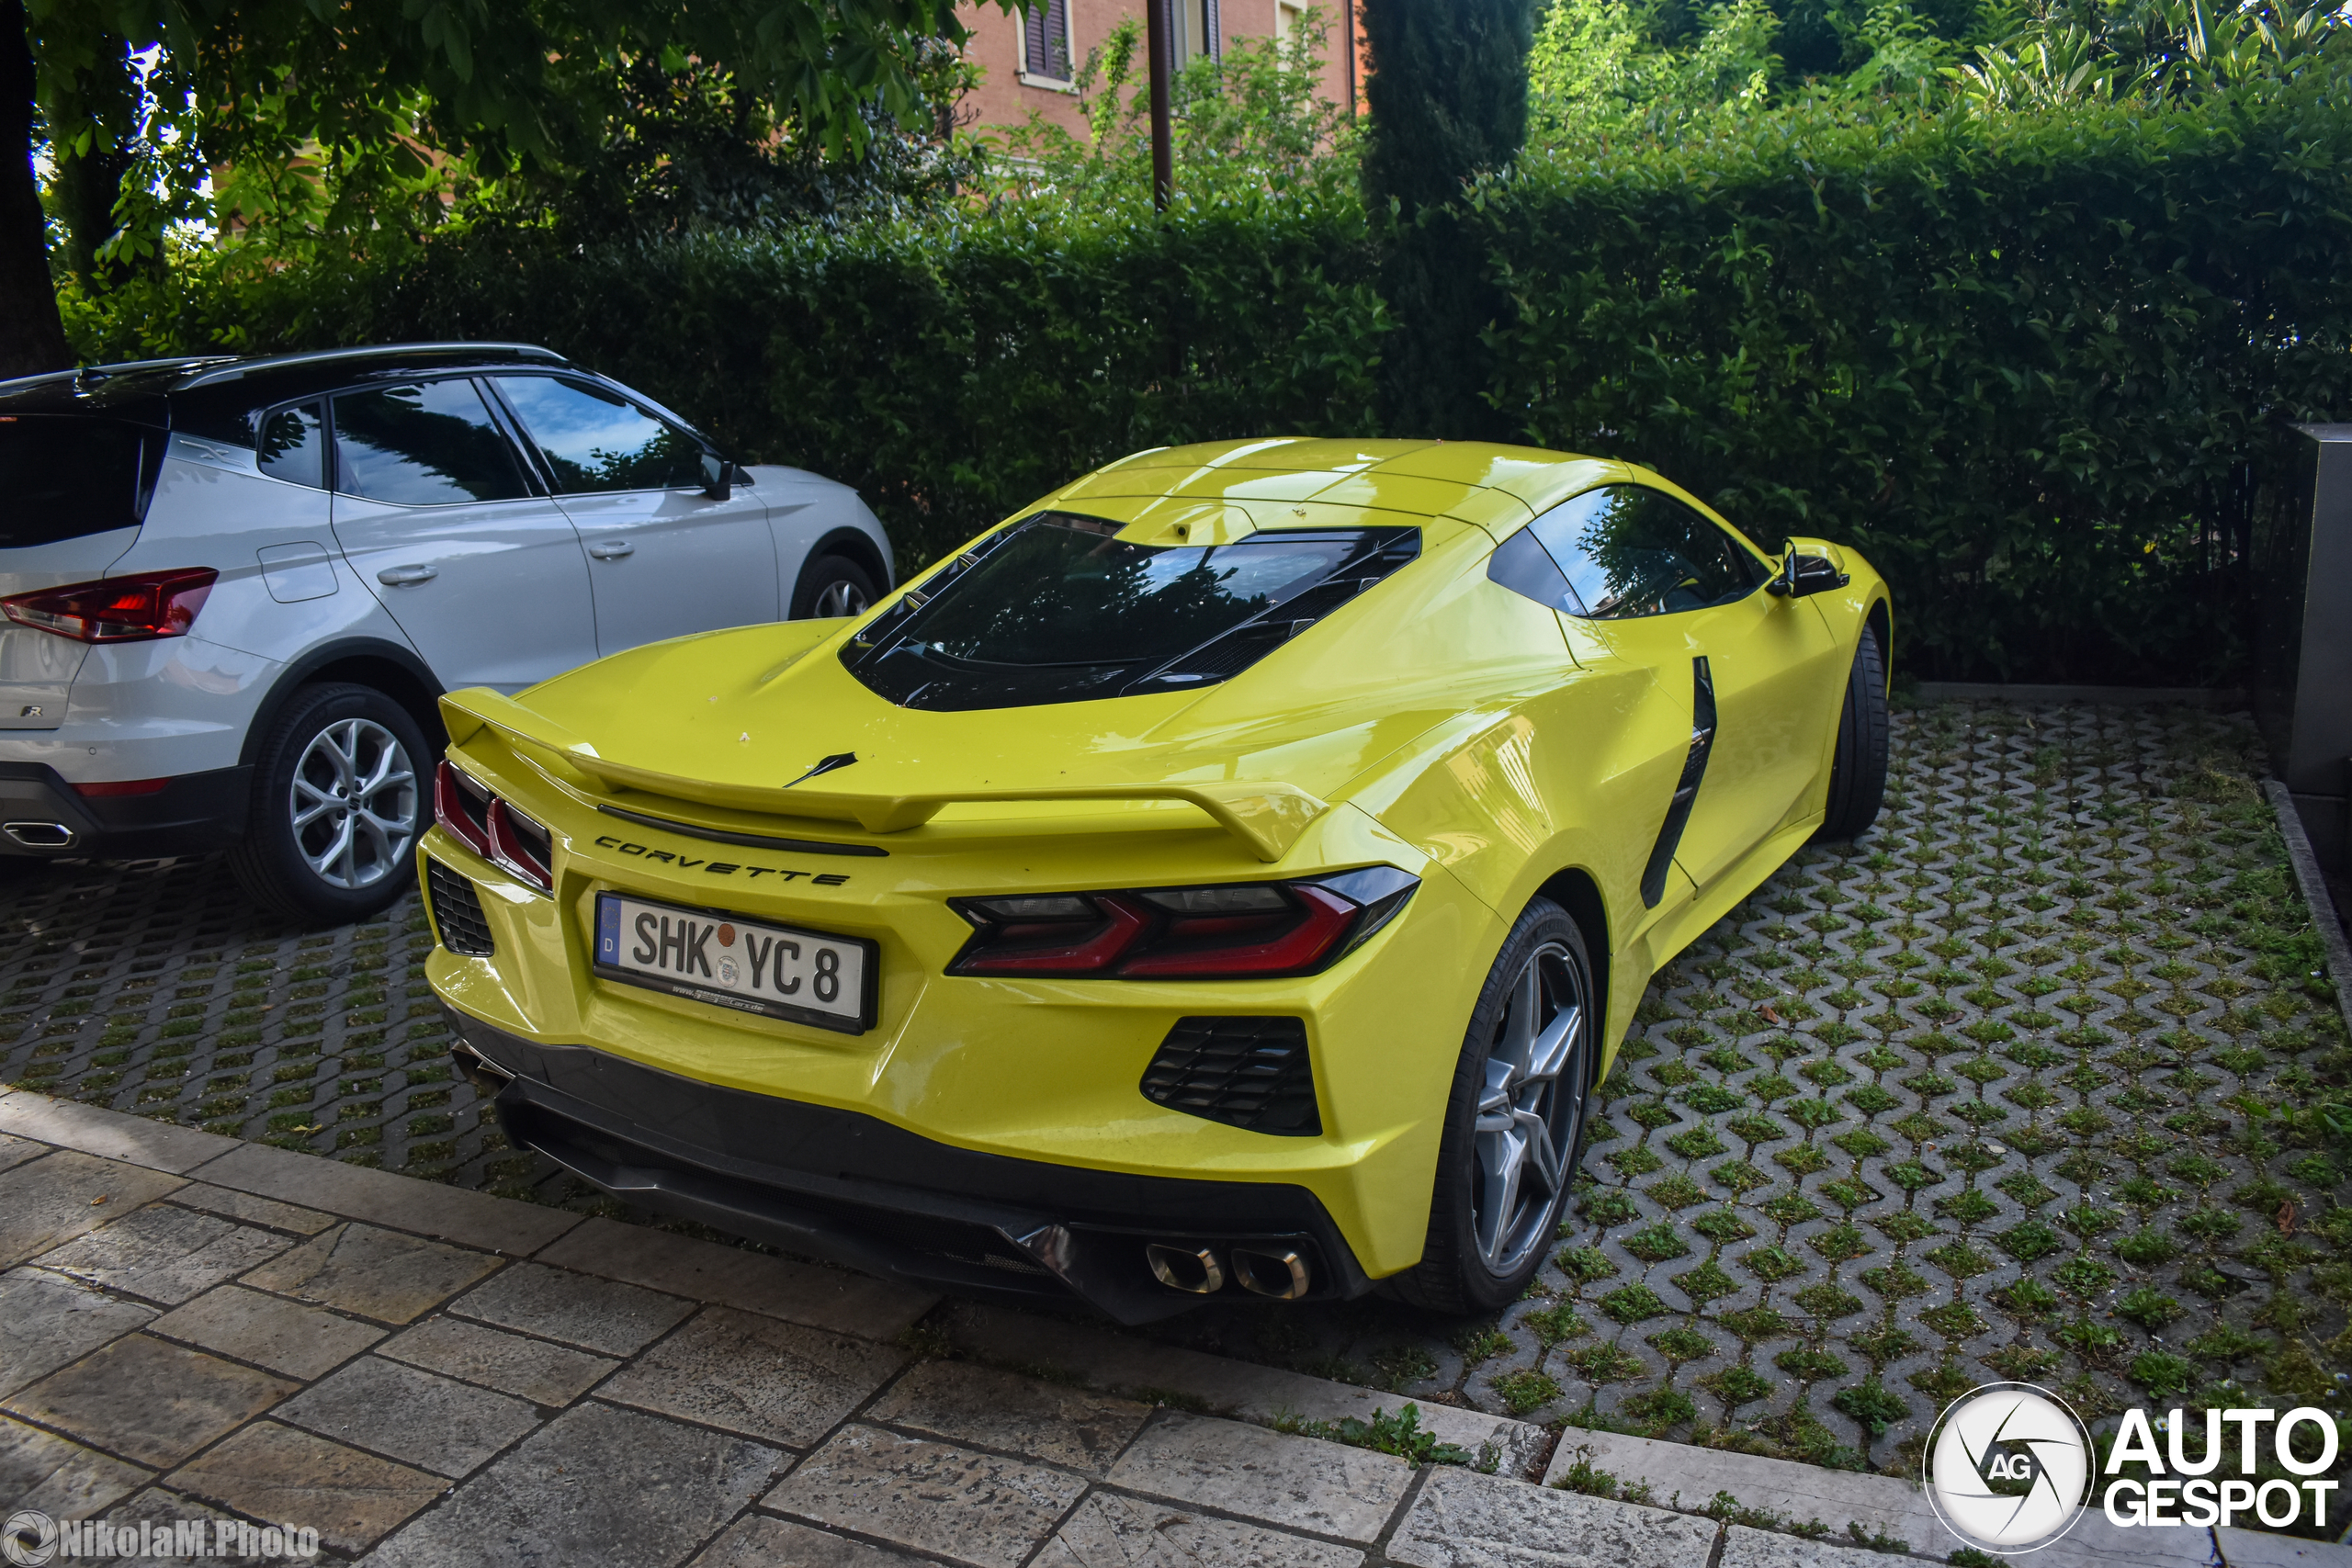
[948,870,1417,981]
[433,760,555,893]
[434,761,493,858]
[2,569,218,643]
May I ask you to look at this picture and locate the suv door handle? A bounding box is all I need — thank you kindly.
[587,540,634,559]
[377,565,437,586]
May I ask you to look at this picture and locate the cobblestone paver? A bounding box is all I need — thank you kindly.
[5,701,2348,1491]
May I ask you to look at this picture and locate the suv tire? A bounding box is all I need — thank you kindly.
[229,682,429,926]
[1389,897,1596,1315]
[791,554,880,620]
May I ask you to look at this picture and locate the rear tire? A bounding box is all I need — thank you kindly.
[228,682,427,927]
[1389,897,1596,1315]
[791,554,880,620]
[1816,620,1890,841]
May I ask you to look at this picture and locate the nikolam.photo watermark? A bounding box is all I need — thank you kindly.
[2,1512,320,1565]
[1922,1382,2344,1556]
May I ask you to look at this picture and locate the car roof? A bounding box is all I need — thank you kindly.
[0,343,573,439]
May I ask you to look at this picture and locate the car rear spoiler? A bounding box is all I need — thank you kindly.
[440,689,1329,863]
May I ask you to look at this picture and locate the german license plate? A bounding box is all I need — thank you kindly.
[592,891,875,1033]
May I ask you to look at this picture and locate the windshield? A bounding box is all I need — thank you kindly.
[842,513,1419,711]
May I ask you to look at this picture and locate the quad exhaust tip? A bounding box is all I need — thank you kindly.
[3,821,74,848]
[1145,1241,1311,1300]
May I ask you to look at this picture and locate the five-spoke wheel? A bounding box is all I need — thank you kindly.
[1393,896,1595,1314]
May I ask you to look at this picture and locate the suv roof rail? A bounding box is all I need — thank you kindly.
[178,341,568,389]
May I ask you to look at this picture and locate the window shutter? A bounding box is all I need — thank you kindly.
[1024,0,1072,78]
[1204,0,1221,59]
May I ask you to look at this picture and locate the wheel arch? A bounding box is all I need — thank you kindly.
[237,638,447,773]
[1866,595,1893,682]
[1530,864,1611,1094]
[795,526,893,606]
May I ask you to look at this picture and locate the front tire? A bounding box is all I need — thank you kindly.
[1391,897,1596,1315]
[791,554,880,620]
[1816,620,1890,841]
[228,683,427,926]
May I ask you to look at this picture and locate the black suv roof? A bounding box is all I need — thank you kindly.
[0,343,574,446]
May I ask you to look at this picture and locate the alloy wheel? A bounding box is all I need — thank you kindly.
[812,578,871,618]
[289,716,417,890]
[1471,939,1589,1276]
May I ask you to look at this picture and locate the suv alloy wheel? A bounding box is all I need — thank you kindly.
[228,682,429,924]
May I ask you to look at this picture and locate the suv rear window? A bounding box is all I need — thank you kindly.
[842,513,1419,711]
[0,416,152,547]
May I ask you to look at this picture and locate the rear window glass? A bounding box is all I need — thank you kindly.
[842,513,1419,711]
[332,380,528,506]
[0,416,150,548]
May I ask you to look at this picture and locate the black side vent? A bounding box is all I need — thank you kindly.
[426,860,496,957]
[1141,1017,1320,1136]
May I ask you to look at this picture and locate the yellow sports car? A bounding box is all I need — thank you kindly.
[423,439,1891,1322]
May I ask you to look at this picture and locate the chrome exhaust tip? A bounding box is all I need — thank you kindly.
[1231,1247,1311,1300]
[3,821,74,849]
[1146,1242,1225,1294]
[449,1042,515,1095]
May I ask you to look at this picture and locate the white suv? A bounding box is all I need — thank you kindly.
[0,342,892,923]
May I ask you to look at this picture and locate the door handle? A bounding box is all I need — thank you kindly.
[376,565,437,587]
[588,540,635,560]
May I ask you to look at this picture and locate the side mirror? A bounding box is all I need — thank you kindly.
[1768,537,1850,598]
[1768,538,1802,597]
[700,451,732,502]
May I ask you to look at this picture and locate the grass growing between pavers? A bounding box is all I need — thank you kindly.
[6,701,2348,1511]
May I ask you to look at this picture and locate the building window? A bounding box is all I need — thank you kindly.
[1023,0,1073,82]
[1175,0,1223,64]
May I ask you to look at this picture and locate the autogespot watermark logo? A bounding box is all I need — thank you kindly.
[1924,1382,2097,1555]
[1924,1384,2346,1554]
[2,1511,321,1565]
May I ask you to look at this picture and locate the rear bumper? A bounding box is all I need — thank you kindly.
[443,1006,1374,1325]
[0,762,249,858]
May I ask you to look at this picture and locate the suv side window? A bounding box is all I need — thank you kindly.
[330,380,529,506]
[257,401,326,489]
[492,376,705,493]
[1531,485,1766,619]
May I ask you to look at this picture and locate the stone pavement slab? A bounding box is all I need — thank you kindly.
[690,1514,930,1567]
[1039,1491,1365,1568]
[944,1300,1546,1478]
[0,1131,47,1173]
[597,1305,908,1449]
[536,1215,934,1342]
[378,1315,617,1406]
[2,1332,296,1469]
[1718,1525,1894,1566]
[1388,1466,1724,1568]
[866,1360,1150,1475]
[33,1202,290,1304]
[2215,1527,2352,1567]
[165,1181,338,1235]
[187,1139,581,1256]
[764,1424,1088,1568]
[0,1413,150,1518]
[0,1267,155,1398]
[0,1149,185,1267]
[148,1284,387,1381]
[0,1090,242,1174]
[363,1401,780,1568]
[447,1258,694,1356]
[166,1419,446,1557]
[1105,1411,1411,1544]
[272,1354,541,1478]
[237,1221,501,1325]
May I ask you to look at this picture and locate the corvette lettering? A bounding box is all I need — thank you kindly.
[592,834,851,885]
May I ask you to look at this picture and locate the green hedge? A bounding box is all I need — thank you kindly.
[253,84,2352,682]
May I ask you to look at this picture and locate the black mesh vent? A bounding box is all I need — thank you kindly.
[426,860,496,957]
[1141,1017,1319,1136]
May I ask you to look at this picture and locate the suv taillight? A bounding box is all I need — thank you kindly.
[1,569,218,642]
[948,866,1419,980]
[434,760,553,893]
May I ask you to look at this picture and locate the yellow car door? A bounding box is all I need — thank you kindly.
[1532,483,1844,901]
